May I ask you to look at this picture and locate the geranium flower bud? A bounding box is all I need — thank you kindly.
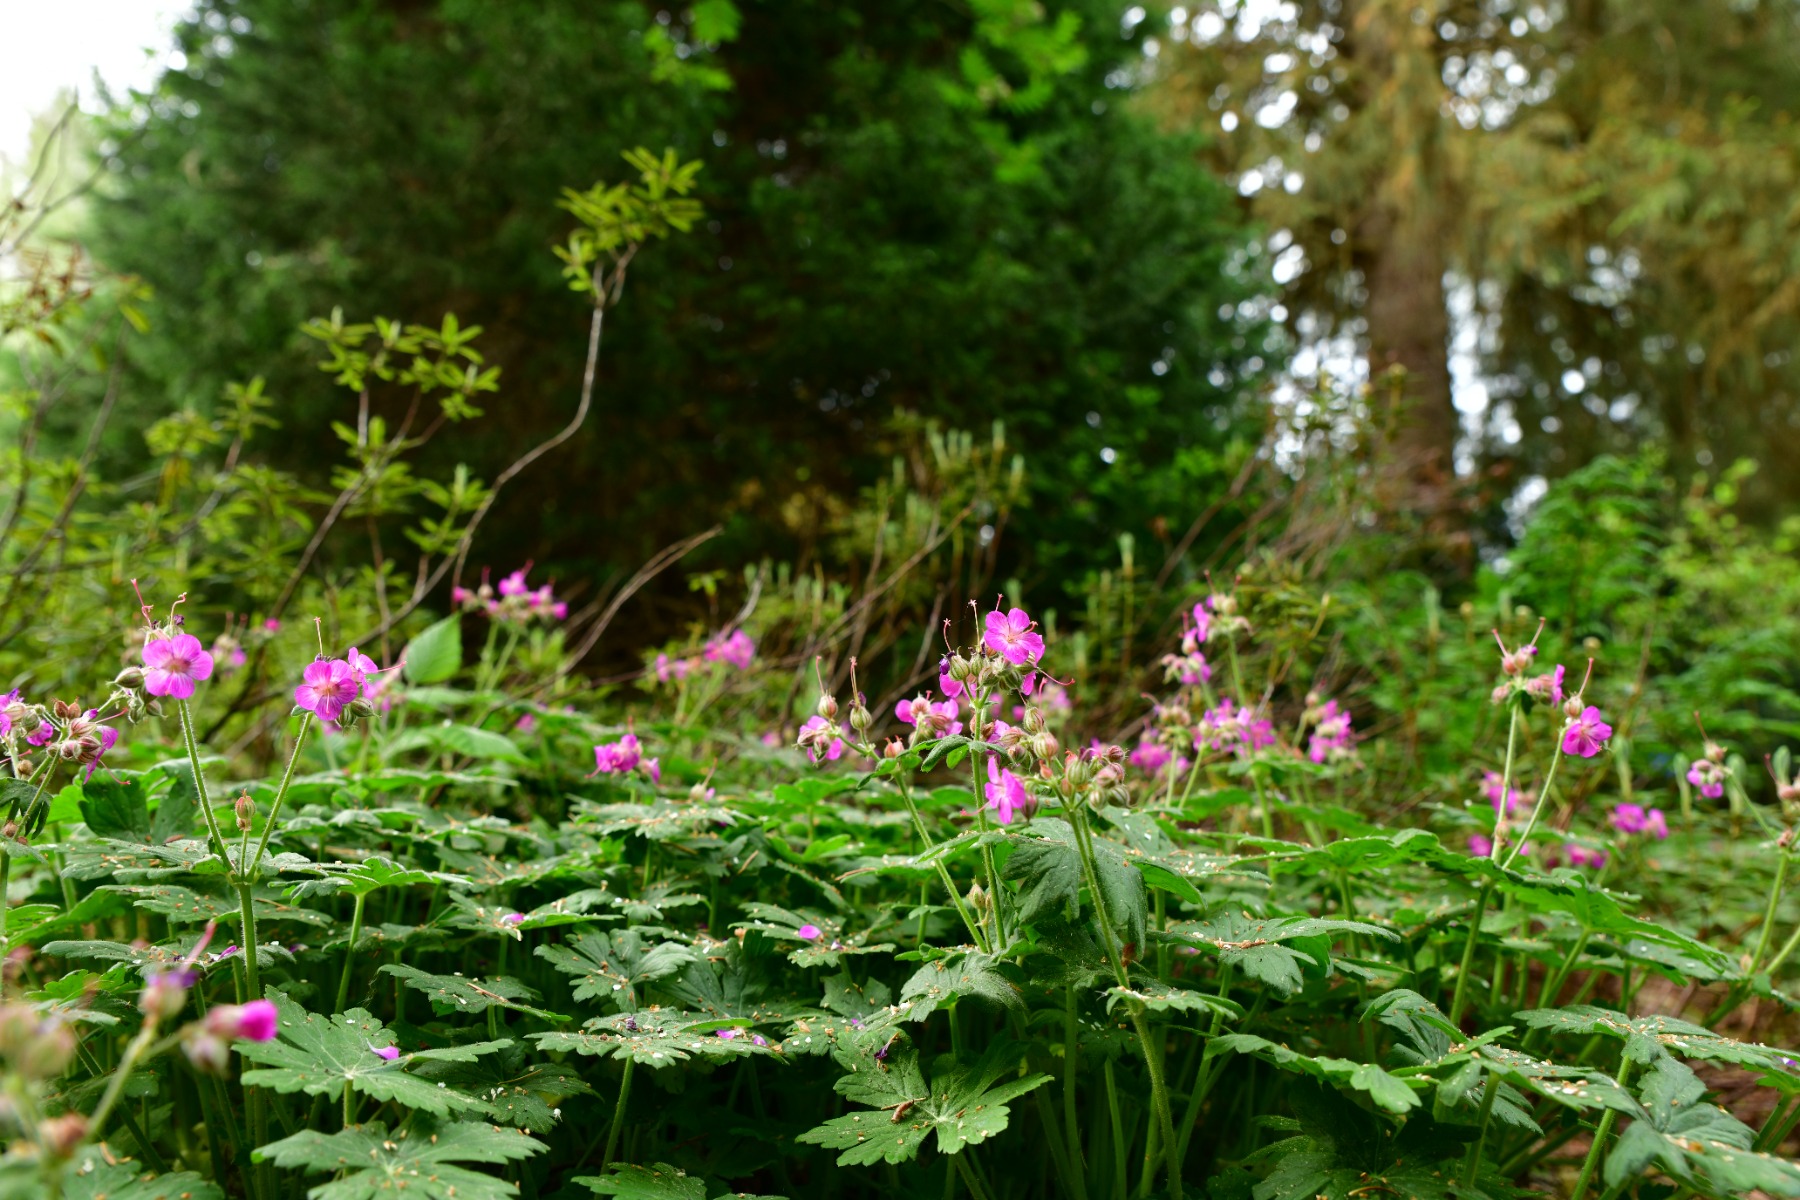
[38,1113,87,1158]
[141,969,194,1021]
[235,792,255,832]
[816,693,839,721]
[882,739,904,759]
[0,1005,37,1056]
[183,1031,232,1075]
[1563,695,1586,720]
[113,666,146,689]
[1031,731,1060,760]
[1022,706,1047,734]
[848,698,873,735]
[344,696,378,723]
[17,1022,76,1079]
[967,882,990,916]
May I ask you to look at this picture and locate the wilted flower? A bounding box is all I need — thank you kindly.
[796,716,846,764]
[796,923,821,940]
[501,912,526,927]
[1524,664,1566,706]
[372,1045,401,1060]
[896,696,962,738]
[142,633,215,699]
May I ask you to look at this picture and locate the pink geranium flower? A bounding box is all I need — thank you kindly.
[294,659,361,722]
[1561,706,1613,758]
[142,634,215,699]
[1567,844,1608,869]
[1468,834,1494,858]
[984,757,1030,824]
[983,607,1045,666]
[345,646,379,683]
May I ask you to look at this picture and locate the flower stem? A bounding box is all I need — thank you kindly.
[236,880,262,999]
[1571,1056,1634,1200]
[175,700,230,862]
[1065,803,1180,1198]
[897,775,988,952]
[1502,721,1570,870]
[1489,702,1521,860]
[1750,845,1792,977]
[1448,883,1494,1027]
[601,1058,636,1169]
[334,892,367,1014]
[248,713,314,878]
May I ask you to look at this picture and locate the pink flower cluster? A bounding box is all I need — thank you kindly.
[2,691,121,781]
[1129,739,1189,779]
[452,566,568,625]
[1565,844,1608,870]
[592,733,660,783]
[1686,753,1728,800]
[1481,770,1525,817]
[294,647,386,724]
[1194,699,1276,756]
[1608,804,1669,840]
[652,629,757,683]
[1305,700,1355,764]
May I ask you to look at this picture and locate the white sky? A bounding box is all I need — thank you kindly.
[0,0,192,168]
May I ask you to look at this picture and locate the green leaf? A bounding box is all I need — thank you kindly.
[1003,818,1146,950]
[536,930,697,1009]
[385,724,523,763]
[1517,1005,1800,1083]
[382,965,568,1023]
[577,1163,704,1200]
[1105,980,1241,1020]
[403,616,463,685]
[254,1118,544,1200]
[235,992,501,1116]
[78,776,152,840]
[899,950,1024,1021]
[531,1010,771,1066]
[62,1151,224,1200]
[1170,912,1392,994]
[1208,1034,1420,1113]
[796,1039,1051,1165]
[1605,1058,1800,1196]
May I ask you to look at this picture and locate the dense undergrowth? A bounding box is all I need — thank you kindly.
[8,142,1800,1200]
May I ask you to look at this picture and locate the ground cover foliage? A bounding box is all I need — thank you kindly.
[5,550,1800,1200]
